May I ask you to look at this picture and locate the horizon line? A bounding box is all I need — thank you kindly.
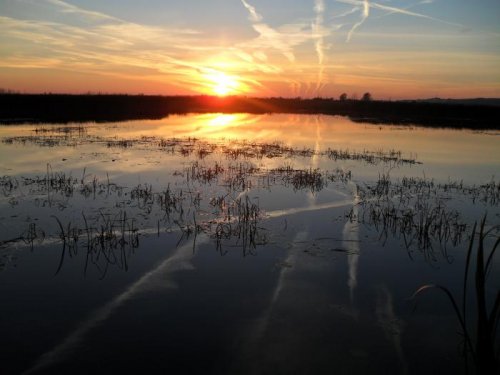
[1,91,499,102]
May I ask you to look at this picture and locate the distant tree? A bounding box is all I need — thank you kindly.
[362,92,372,101]
[339,93,348,101]
[0,88,18,94]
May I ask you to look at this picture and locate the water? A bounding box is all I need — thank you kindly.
[0,114,498,374]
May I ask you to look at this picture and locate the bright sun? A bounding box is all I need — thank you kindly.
[206,71,239,96]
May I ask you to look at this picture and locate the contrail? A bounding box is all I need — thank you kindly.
[365,0,462,27]
[239,0,302,62]
[241,0,262,23]
[337,0,462,35]
[346,0,369,42]
[374,0,440,22]
[313,0,326,94]
[266,198,352,218]
[332,6,360,19]
[46,0,123,22]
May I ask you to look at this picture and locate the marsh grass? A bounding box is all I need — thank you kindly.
[19,165,123,202]
[51,210,140,277]
[326,147,420,166]
[412,217,500,374]
[356,173,497,256]
[1,159,496,270]
[211,195,264,256]
[186,160,225,185]
[183,158,352,195]
[288,168,325,193]
[2,132,421,167]
[0,160,272,271]
[0,145,495,275]
[33,125,87,136]
[157,184,184,220]
[1,175,19,195]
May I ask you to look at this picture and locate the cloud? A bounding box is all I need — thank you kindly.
[45,0,122,22]
[239,0,314,63]
[332,6,360,19]
[241,0,263,23]
[0,5,267,95]
[346,0,370,42]
[313,0,326,93]
[237,0,334,96]
[336,0,462,30]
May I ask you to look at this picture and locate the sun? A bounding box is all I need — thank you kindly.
[205,71,240,96]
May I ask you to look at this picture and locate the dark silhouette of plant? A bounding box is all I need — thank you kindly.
[362,92,372,101]
[412,216,499,374]
[339,93,348,101]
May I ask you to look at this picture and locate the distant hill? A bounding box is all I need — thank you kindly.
[412,98,500,107]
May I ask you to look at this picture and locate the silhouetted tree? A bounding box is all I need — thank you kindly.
[362,92,372,101]
[339,93,348,101]
[0,88,18,94]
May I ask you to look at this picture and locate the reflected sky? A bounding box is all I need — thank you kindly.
[0,114,498,374]
[1,114,498,184]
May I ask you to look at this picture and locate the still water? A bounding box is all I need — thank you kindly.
[0,114,499,374]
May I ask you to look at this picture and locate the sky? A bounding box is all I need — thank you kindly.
[0,0,499,99]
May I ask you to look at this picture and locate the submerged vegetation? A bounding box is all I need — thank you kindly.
[353,173,499,258]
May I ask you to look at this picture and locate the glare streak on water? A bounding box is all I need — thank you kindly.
[265,199,353,218]
[344,181,361,304]
[23,235,206,374]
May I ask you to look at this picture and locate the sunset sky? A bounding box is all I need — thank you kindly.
[1,0,499,98]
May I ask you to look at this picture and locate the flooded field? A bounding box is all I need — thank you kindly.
[0,113,499,374]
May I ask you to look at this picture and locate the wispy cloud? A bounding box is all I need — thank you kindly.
[346,0,370,42]
[313,0,327,93]
[45,0,122,22]
[332,6,360,19]
[238,0,339,96]
[241,0,262,23]
[0,1,269,95]
[375,0,438,20]
[337,0,462,34]
[239,0,314,63]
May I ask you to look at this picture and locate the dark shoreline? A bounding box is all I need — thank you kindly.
[1,94,499,129]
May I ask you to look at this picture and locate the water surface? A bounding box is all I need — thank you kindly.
[0,114,498,374]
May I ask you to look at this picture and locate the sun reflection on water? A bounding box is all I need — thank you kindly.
[207,114,241,127]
